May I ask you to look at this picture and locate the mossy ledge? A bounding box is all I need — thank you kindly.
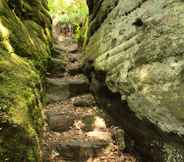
[0,0,52,161]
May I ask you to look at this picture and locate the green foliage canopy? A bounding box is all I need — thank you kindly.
[48,0,88,25]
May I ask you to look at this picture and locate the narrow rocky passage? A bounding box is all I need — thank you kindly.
[1,1,184,161]
[42,37,138,162]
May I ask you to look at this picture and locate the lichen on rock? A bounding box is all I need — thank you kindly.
[84,0,184,161]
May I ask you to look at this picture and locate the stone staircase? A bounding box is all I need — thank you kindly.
[42,38,138,162]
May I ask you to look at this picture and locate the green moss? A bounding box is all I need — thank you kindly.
[82,115,95,131]
[0,50,43,162]
[162,142,184,162]
[0,0,52,161]
[0,123,40,162]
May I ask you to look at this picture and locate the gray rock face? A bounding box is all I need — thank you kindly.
[85,0,184,161]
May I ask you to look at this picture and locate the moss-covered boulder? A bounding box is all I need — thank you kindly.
[0,0,51,161]
[85,0,184,161]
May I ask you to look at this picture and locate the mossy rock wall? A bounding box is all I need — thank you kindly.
[0,0,51,161]
[85,0,184,161]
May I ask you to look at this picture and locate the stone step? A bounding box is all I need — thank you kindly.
[67,63,82,75]
[43,126,127,162]
[46,111,76,132]
[53,44,67,52]
[72,94,96,107]
[53,47,65,57]
[46,75,89,103]
[43,102,127,162]
[54,43,79,53]
[67,44,79,53]
[47,58,66,77]
[54,137,109,161]
[68,53,80,63]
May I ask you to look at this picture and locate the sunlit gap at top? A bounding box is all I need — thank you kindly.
[64,0,74,5]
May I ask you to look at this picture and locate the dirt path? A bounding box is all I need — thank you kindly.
[42,37,138,162]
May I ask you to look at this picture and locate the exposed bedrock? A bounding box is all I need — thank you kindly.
[0,0,52,161]
[84,0,184,161]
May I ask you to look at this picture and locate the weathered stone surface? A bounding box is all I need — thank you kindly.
[87,0,119,37]
[55,138,109,161]
[85,0,184,161]
[112,127,126,151]
[47,111,75,132]
[54,42,79,53]
[72,94,96,107]
[46,77,71,102]
[67,62,82,75]
[46,75,89,103]
[0,0,51,161]
[47,58,66,76]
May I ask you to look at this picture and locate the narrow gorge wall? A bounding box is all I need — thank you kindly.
[0,0,51,161]
[84,0,184,161]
